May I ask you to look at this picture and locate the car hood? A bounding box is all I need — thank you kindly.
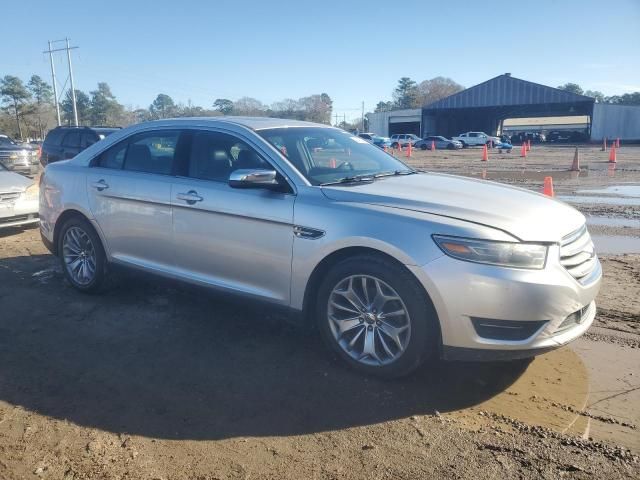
[0,170,32,192]
[0,144,33,152]
[321,172,584,242]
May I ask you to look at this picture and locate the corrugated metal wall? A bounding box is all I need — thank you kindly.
[591,104,640,141]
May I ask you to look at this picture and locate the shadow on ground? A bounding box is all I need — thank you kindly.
[0,254,529,440]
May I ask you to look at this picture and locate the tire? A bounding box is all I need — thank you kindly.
[447,143,455,150]
[58,216,107,293]
[316,254,438,378]
[391,142,399,149]
[460,141,468,148]
[420,144,428,151]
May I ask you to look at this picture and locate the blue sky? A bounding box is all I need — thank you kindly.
[1,0,639,122]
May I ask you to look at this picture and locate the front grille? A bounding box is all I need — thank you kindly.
[560,225,597,283]
[0,192,21,204]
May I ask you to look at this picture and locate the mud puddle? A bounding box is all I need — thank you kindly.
[559,195,640,206]
[586,216,640,229]
[579,185,640,197]
[452,348,592,437]
[592,235,640,254]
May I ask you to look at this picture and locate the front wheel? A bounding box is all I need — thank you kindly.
[316,255,438,378]
[460,141,468,148]
[58,216,107,293]
[420,144,428,150]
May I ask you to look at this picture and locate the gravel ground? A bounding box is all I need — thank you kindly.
[0,144,639,479]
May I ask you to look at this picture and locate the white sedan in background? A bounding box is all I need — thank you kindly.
[0,162,39,229]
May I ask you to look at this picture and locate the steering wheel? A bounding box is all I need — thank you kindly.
[335,161,354,171]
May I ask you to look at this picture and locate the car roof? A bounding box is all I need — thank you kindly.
[140,116,332,131]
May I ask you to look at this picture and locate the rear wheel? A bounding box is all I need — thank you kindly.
[316,254,438,378]
[460,141,468,148]
[447,143,455,150]
[58,216,107,293]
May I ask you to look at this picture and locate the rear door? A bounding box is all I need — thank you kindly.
[170,129,295,305]
[86,129,185,270]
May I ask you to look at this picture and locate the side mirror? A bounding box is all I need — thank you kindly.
[229,169,279,189]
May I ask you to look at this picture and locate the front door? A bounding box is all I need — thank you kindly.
[171,129,295,305]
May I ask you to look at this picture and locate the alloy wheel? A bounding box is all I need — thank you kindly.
[327,275,411,366]
[62,226,97,286]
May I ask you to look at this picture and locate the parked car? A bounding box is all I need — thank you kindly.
[390,134,421,148]
[357,133,377,141]
[414,136,463,150]
[495,141,513,152]
[40,117,601,378]
[41,126,120,166]
[0,161,39,229]
[453,132,500,148]
[0,134,40,175]
[371,136,393,149]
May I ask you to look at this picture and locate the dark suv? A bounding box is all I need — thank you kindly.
[41,126,120,166]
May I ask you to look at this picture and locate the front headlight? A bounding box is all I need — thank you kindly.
[433,235,548,269]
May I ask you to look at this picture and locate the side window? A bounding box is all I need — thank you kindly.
[123,130,180,175]
[187,130,269,182]
[81,132,98,148]
[63,131,81,148]
[469,132,478,138]
[96,142,127,169]
[44,129,65,146]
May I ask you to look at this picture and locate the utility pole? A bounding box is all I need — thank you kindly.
[334,112,338,126]
[361,101,365,132]
[47,40,61,126]
[44,39,79,126]
[66,38,78,126]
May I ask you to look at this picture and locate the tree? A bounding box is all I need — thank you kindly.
[605,92,640,105]
[61,89,91,125]
[90,82,124,125]
[557,83,584,95]
[417,77,464,106]
[0,75,32,139]
[374,101,393,113]
[584,90,605,102]
[28,75,54,138]
[149,93,176,119]
[213,98,234,115]
[232,97,266,116]
[393,77,419,109]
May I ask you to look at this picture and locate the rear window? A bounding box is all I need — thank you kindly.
[44,129,66,146]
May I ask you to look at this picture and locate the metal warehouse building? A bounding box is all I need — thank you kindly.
[366,74,640,142]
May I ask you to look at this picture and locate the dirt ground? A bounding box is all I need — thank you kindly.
[0,144,639,479]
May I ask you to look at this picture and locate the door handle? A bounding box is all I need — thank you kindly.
[91,180,109,191]
[176,190,203,205]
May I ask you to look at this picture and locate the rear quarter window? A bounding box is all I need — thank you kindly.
[44,129,66,146]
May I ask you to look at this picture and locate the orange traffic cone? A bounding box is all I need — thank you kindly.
[431,140,436,151]
[543,176,554,197]
[616,138,620,148]
[570,147,580,172]
[609,145,617,163]
[528,139,532,151]
[383,145,388,153]
[406,142,412,158]
[329,158,337,168]
[602,137,607,151]
[481,144,488,162]
[489,140,494,149]
[520,142,527,158]
[397,142,402,153]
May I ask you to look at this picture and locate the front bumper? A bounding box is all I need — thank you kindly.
[408,250,602,361]
[0,197,39,229]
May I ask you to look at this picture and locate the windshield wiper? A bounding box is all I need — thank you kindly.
[373,170,417,179]
[320,174,376,186]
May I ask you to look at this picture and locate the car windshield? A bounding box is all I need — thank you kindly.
[0,136,17,146]
[258,127,413,186]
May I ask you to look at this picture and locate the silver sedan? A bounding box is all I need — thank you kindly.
[0,162,39,229]
[414,136,463,150]
[39,117,601,377]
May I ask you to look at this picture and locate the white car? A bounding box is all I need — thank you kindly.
[0,162,39,229]
[390,134,421,148]
[453,132,501,148]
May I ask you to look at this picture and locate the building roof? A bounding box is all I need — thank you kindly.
[424,74,594,110]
